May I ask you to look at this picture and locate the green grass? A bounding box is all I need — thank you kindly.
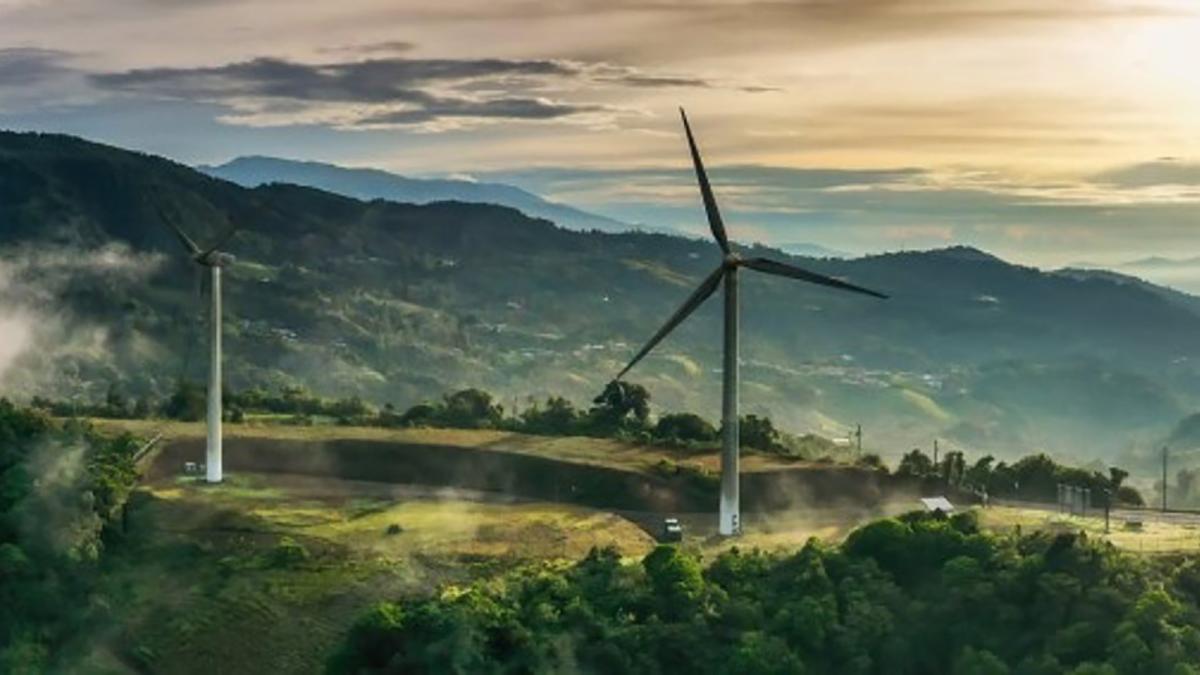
[62,472,657,674]
[979,505,1200,553]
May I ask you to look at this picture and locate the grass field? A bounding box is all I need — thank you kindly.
[979,505,1200,553]
[65,471,660,674]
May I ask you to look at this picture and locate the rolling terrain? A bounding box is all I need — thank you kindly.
[200,155,632,233]
[53,420,1200,674]
[4,131,1200,469]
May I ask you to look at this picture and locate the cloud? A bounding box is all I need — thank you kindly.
[1093,159,1200,188]
[0,47,73,87]
[318,40,416,56]
[368,0,1188,60]
[478,162,1200,265]
[357,96,608,126]
[85,54,730,130]
[92,56,575,103]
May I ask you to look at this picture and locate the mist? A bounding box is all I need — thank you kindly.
[0,242,165,397]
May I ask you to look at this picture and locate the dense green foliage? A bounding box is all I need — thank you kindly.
[897,448,1144,506]
[0,400,142,672]
[328,512,1200,675]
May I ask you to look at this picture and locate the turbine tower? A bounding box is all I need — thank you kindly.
[159,207,239,484]
[617,109,888,535]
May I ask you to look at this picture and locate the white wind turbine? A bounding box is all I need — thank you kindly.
[616,109,888,535]
[158,207,239,483]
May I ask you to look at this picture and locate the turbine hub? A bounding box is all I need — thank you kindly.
[724,252,742,268]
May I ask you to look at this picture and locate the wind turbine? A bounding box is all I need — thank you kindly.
[158,206,239,484]
[616,109,888,535]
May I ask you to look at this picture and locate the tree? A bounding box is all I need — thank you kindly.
[589,381,650,433]
[643,545,705,620]
[438,388,503,429]
[161,380,205,421]
[399,403,437,427]
[654,413,717,444]
[897,449,934,477]
[131,397,151,419]
[1116,485,1145,507]
[1108,467,1129,492]
[738,414,782,453]
[520,396,581,436]
[940,450,967,487]
[328,396,371,421]
[965,455,995,490]
[858,453,888,472]
[102,383,128,418]
[953,647,1010,675]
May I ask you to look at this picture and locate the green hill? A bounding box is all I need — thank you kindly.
[3,130,1200,464]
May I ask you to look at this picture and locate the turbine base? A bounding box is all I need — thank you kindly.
[718,498,741,536]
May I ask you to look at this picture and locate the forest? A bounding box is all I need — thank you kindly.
[0,401,142,672]
[329,511,1200,675]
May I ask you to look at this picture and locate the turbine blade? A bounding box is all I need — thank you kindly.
[740,257,888,299]
[617,264,725,379]
[680,108,730,254]
[200,216,240,258]
[155,204,201,256]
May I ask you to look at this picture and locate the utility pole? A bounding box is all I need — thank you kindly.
[1162,445,1169,513]
[1104,488,1111,534]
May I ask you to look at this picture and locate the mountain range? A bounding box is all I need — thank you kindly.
[199,155,632,234]
[4,130,1200,472]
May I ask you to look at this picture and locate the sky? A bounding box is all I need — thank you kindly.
[3,0,1200,270]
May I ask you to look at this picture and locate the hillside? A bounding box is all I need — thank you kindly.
[199,155,631,233]
[3,130,1200,465]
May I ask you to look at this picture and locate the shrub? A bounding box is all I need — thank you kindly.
[269,537,310,567]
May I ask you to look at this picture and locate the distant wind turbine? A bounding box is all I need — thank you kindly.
[617,109,888,535]
[158,206,239,484]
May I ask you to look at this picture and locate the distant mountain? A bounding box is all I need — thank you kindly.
[778,242,851,259]
[1054,267,1200,315]
[6,131,1200,466]
[1121,255,1200,270]
[199,156,631,233]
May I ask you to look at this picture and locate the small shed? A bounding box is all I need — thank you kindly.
[919,497,956,514]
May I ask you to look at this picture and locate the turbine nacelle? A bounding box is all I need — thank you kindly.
[197,250,236,268]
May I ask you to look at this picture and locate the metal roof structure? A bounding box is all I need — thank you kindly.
[920,497,955,513]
